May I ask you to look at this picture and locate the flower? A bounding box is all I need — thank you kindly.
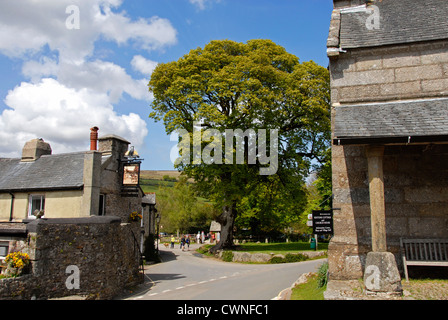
[5,251,30,269]
[129,211,142,221]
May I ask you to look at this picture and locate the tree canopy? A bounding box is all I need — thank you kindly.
[149,39,330,251]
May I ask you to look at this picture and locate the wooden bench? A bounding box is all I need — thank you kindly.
[400,238,448,281]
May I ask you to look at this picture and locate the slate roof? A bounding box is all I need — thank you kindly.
[339,0,448,49]
[334,98,448,140]
[0,152,86,192]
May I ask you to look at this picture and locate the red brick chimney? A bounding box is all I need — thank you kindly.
[90,126,99,151]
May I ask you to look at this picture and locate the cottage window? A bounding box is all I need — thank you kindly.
[98,194,105,216]
[0,241,8,259]
[28,195,45,219]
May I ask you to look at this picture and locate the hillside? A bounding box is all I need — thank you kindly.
[140,170,182,180]
[140,170,184,194]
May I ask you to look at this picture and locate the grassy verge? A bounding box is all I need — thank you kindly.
[290,274,326,300]
[290,262,328,300]
[196,242,328,256]
[236,241,328,255]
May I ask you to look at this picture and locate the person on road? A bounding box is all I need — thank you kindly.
[180,236,186,251]
[186,236,190,251]
[170,235,175,249]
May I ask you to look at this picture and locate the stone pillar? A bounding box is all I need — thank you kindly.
[366,145,386,252]
[364,145,402,295]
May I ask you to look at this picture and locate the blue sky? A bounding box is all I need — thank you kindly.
[0,0,333,170]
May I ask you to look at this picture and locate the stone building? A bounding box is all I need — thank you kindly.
[326,0,448,296]
[0,127,151,269]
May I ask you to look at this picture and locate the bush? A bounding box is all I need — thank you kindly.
[285,253,307,263]
[269,255,286,264]
[317,262,329,288]
[222,250,234,262]
[269,253,308,264]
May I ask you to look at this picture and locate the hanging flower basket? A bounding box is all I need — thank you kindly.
[128,211,142,222]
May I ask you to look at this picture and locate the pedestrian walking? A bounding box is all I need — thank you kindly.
[180,236,186,251]
[186,236,190,250]
[196,232,201,244]
[170,235,175,249]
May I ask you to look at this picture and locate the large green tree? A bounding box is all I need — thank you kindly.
[149,39,330,251]
[156,177,219,235]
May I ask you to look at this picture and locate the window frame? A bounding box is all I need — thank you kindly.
[28,194,45,219]
[0,241,9,260]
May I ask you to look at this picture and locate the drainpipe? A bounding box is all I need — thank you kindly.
[9,192,15,222]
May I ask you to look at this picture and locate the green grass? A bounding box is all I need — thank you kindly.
[290,274,326,300]
[196,242,328,258]
[139,178,176,193]
[236,242,328,255]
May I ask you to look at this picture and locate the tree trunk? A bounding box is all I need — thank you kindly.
[210,201,237,253]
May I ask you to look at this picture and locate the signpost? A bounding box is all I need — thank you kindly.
[312,210,333,235]
[308,210,334,251]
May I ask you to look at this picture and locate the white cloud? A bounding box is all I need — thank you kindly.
[131,55,158,75]
[189,0,207,10]
[0,0,177,61]
[0,0,173,157]
[188,0,220,10]
[22,58,151,103]
[0,78,148,156]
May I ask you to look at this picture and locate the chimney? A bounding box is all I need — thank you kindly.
[21,138,52,162]
[90,127,99,151]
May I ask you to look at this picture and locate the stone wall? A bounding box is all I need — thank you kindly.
[330,144,448,280]
[328,10,448,281]
[0,216,142,300]
[330,40,448,105]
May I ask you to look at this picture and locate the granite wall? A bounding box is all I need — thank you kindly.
[0,216,142,300]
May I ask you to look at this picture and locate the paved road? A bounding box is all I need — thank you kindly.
[126,243,326,300]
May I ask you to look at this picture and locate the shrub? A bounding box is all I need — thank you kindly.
[285,253,307,263]
[222,250,234,262]
[269,253,309,264]
[269,256,286,264]
[317,262,329,288]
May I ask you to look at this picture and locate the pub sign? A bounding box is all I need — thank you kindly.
[123,163,140,186]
